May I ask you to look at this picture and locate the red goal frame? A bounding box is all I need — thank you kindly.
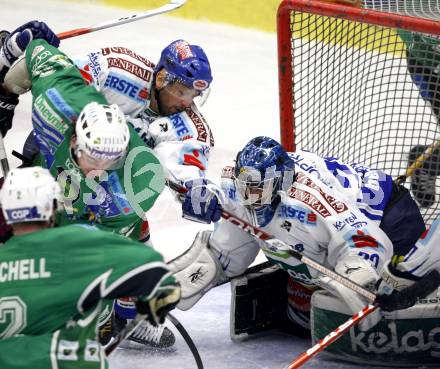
[277,0,440,152]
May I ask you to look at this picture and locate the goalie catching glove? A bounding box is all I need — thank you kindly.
[135,279,181,326]
[375,261,440,312]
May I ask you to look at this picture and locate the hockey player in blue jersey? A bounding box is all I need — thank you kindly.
[171,136,426,336]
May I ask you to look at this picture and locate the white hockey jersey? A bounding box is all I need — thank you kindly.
[394,217,440,277]
[210,150,394,286]
[73,47,214,184]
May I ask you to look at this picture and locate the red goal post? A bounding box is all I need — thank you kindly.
[277,0,440,223]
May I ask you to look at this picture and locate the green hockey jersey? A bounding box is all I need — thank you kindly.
[0,224,173,369]
[26,39,165,239]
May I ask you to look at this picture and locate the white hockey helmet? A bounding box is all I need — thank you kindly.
[0,167,63,224]
[75,102,129,161]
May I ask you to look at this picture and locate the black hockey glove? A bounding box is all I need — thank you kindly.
[0,90,18,137]
[375,269,440,312]
[135,281,181,326]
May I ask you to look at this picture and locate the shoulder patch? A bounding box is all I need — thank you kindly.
[295,173,348,214]
[186,109,211,144]
[101,47,155,68]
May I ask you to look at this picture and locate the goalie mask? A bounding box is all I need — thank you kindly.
[234,136,295,209]
[0,167,63,224]
[155,39,212,107]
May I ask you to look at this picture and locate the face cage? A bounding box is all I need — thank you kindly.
[76,146,127,171]
[234,176,282,209]
[162,71,211,107]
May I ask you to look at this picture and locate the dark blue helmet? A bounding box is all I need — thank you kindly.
[156,39,212,91]
[234,136,295,208]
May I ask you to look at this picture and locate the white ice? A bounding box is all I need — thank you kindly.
[1,1,404,368]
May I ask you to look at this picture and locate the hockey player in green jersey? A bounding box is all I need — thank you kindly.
[0,166,181,369]
[0,21,165,241]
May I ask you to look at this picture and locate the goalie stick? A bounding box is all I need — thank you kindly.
[57,0,186,40]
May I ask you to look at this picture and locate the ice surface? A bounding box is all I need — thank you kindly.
[0,1,418,368]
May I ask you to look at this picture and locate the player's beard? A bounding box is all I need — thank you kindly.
[155,88,171,116]
[155,88,182,116]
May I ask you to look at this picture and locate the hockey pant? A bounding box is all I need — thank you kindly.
[380,182,426,256]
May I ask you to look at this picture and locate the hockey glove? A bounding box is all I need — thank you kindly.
[135,281,181,326]
[318,255,381,331]
[375,261,440,312]
[0,90,18,137]
[182,178,225,224]
[0,21,60,82]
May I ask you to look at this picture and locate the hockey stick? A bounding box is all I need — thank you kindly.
[395,138,440,185]
[56,0,186,40]
[167,313,204,369]
[166,179,376,302]
[0,133,9,176]
[285,304,378,369]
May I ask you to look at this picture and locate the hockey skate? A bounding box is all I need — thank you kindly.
[408,145,440,208]
[123,320,176,349]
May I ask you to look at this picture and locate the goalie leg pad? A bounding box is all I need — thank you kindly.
[169,230,225,311]
[311,290,440,366]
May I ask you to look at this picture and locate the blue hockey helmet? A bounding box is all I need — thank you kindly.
[234,136,295,208]
[156,39,212,92]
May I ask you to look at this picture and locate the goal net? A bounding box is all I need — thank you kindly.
[277,0,440,225]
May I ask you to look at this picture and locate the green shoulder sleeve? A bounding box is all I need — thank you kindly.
[122,127,166,215]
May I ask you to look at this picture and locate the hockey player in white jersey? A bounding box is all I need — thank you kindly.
[172,136,426,337]
[18,39,214,185]
[375,217,440,312]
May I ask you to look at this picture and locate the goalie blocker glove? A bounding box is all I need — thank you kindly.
[375,266,440,312]
[182,178,225,224]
